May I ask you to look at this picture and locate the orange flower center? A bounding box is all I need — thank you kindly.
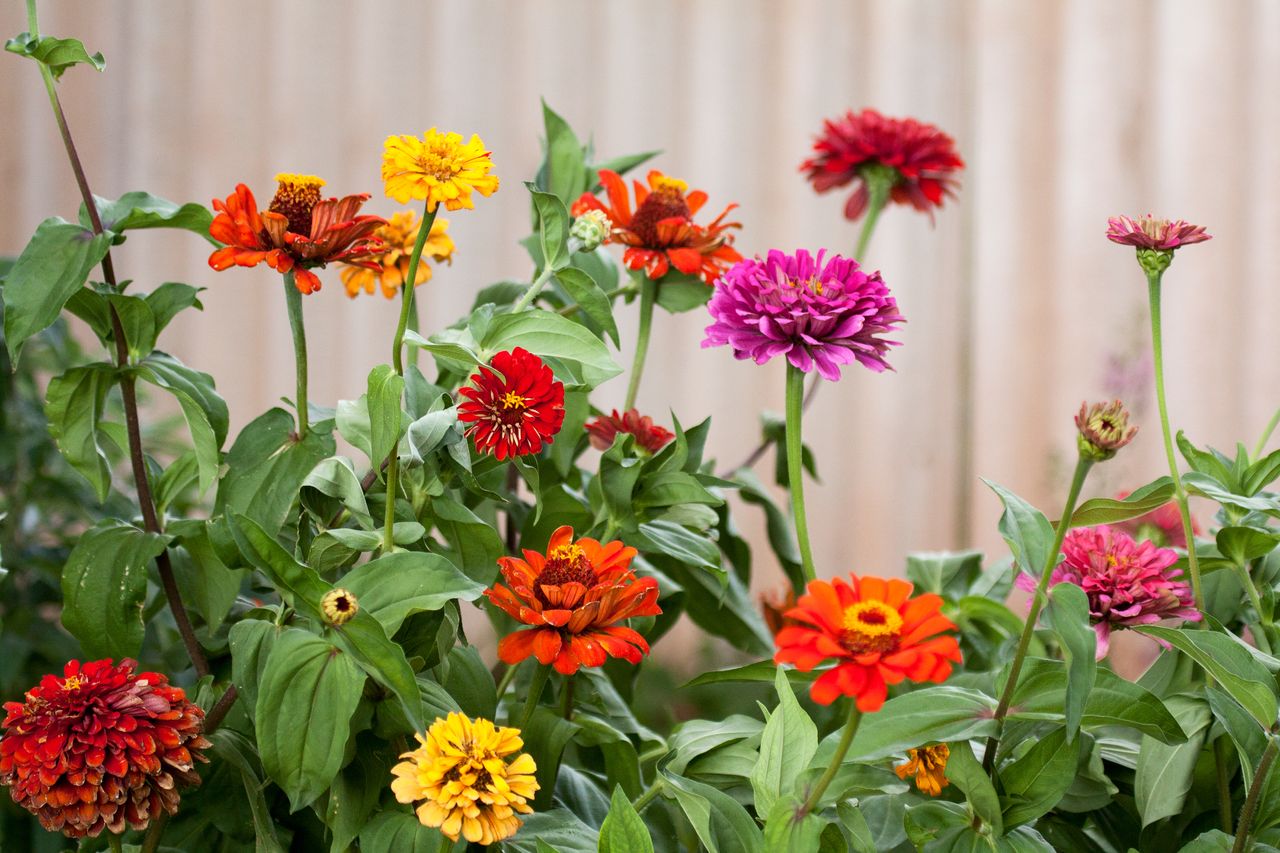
[630,176,692,247]
[270,173,326,236]
[536,543,597,606]
[839,600,903,655]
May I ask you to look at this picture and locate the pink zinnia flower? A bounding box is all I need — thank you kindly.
[701,249,904,380]
[1018,525,1200,658]
[585,409,674,454]
[1105,215,1211,251]
[801,109,964,221]
[1113,492,1201,549]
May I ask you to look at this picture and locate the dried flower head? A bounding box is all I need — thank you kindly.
[759,586,798,638]
[382,129,499,211]
[321,588,359,626]
[1075,400,1138,461]
[456,348,566,461]
[895,744,950,796]
[340,211,454,299]
[584,409,674,455]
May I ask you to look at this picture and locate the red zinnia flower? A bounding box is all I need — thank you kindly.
[584,409,674,454]
[456,347,566,461]
[209,173,386,294]
[1114,490,1201,549]
[773,574,962,712]
[0,659,209,838]
[571,169,741,283]
[801,108,964,221]
[486,526,662,675]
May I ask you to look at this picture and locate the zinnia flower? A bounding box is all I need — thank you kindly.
[1106,215,1211,251]
[1017,525,1201,657]
[801,108,964,221]
[584,409,674,454]
[773,574,962,712]
[1114,490,1200,548]
[381,129,499,211]
[895,744,950,796]
[456,348,566,461]
[702,249,905,380]
[208,174,386,294]
[571,169,741,282]
[390,712,538,845]
[0,659,209,838]
[1075,400,1138,461]
[485,526,661,675]
[340,211,454,299]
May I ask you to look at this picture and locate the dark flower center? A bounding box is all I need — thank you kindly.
[839,601,903,655]
[629,178,692,247]
[269,174,325,236]
[536,544,597,606]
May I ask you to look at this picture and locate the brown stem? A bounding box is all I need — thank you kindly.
[204,684,239,733]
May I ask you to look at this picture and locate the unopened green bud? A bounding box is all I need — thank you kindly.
[1075,400,1137,462]
[570,209,612,252]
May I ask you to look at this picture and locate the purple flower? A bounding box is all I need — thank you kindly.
[701,249,904,381]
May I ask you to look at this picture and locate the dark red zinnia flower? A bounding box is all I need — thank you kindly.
[584,409,674,454]
[0,659,210,838]
[457,347,566,461]
[801,108,964,221]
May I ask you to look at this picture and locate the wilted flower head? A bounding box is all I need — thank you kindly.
[702,249,905,380]
[382,129,499,211]
[895,744,950,797]
[802,108,964,221]
[340,210,454,299]
[584,409,674,455]
[1075,400,1137,461]
[209,174,387,294]
[321,588,358,626]
[0,659,209,838]
[1018,525,1201,657]
[759,586,798,638]
[1114,490,1200,548]
[1106,215,1211,252]
[569,209,612,252]
[390,712,538,845]
[456,348,566,461]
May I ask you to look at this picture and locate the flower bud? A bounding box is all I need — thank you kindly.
[321,588,359,626]
[1075,400,1137,461]
[569,209,612,252]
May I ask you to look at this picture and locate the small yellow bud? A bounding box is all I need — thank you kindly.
[321,588,358,626]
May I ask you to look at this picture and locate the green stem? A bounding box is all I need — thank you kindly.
[560,674,576,721]
[1234,735,1279,853]
[1146,270,1203,611]
[140,814,168,853]
[514,664,552,731]
[1234,559,1270,627]
[1253,407,1280,462]
[633,780,662,813]
[785,364,817,587]
[983,454,1094,774]
[436,831,453,853]
[107,833,123,853]
[407,294,421,370]
[282,274,309,438]
[1215,735,1235,832]
[624,275,656,410]
[802,701,862,814]
[854,177,891,261]
[512,264,557,313]
[494,661,520,704]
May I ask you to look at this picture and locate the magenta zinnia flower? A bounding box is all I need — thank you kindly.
[701,249,904,380]
[1018,525,1200,657]
[1105,215,1211,251]
[802,109,965,221]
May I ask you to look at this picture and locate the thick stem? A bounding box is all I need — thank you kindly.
[512,264,557,313]
[983,454,1093,774]
[1253,407,1280,462]
[624,276,656,411]
[785,364,817,587]
[632,780,662,813]
[107,831,123,853]
[514,664,552,731]
[494,661,519,704]
[282,274,308,438]
[560,674,576,721]
[1214,736,1234,831]
[801,702,862,814]
[1233,736,1279,853]
[205,684,239,733]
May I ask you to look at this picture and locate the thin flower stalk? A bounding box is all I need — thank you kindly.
[282,273,309,438]
[786,364,817,585]
[801,702,861,814]
[624,275,657,411]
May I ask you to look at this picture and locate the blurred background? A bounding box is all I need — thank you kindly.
[3,1,1278,649]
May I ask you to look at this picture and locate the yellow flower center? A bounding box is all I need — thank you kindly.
[412,138,469,180]
[500,391,528,410]
[537,543,597,605]
[652,175,689,195]
[61,675,86,691]
[270,173,326,236]
[839,600,903,655]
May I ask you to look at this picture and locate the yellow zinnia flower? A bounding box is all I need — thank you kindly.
[894,743,950,796]
[340,211,455,299]
[390,712,538,845]
[381,129,499,211]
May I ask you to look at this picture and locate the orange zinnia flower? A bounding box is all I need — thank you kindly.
[208,173,386,294]
[895,744,950,796]
[571,169,741,283]
[773,574,962,712]
[485,526,661,675]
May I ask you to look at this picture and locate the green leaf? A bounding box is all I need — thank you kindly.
[1206,686,1267,788]
[762,796,826,853]
[479,308,622,389]
[735,468,803,590]
[1216,526,1280,567]
[45,363,117,500]
[137,355,226,495]
[405,406,460,465]
[60,520,170,658]
[167,518,244,630]
[556,266,619,346]
[849,687,1000,762]
[208,728,286,853]
[441,646,498,720]
[1134,695,1211,826]
[4,32,103,78]
[1178,432,1237,487]
[654,272,714,314]
[599,784,654,853]
[529,185,571,271]
[660,771,765,853]
[1134,625,1279,728]
[906,550,985,601]
[662,715,763,776]
[751,667,819,818]
[145,281,204,334]
[945,740,1003,836]
[1245,448,1280,496]
[340,551,484,635]
[229,619,280,714]
[366,364,405,470]
[324,738,389,853]
[1009,658,1186,743]
[4,218,111,363]
[105,293,157,359]
[999,727,1081,827]
[499,809,599,852]
[1068,477,1175,526]
[1185,472,1280,518]
[83,191,215,241]
[1042,583,1096,741]
[360,811,456,852]
[431,495,504,584]
[984,479,1055,578]
[540,100,587,203]
[300,456,372,526]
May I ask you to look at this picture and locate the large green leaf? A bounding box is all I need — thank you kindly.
[999,727,1081,827]
[324,737,390,853]
[1042,583,1096,741]
[539,100,588,203]
[300,455,372,526]
[848,687,999,762]
[529,185,570,271]
[479,308,622,389]
[662,715,763,776]
[599,784,655,853]
[366,364,405,471]
[360,812,456,852]
[751,667,818,818]
[1134,695,1211,826]
[340,551,484,635]
[1206,686,1267,788]
[1135,625,1279,728]
[145,281,204,334]
[60,520,170,658]
[555,267,618,346]
[4,218,112,363]
[984,479,1055,578]
[431,496,504,585]
[84,191,215,241]
[137,353,227,495]
[44,362,117,501]
[945,740,1003,836]
[208,728,286,853]
[660,771,765,853]
[1009,658,1186,743]
[4,32,103,78]
[228,618,281,714]
[1068,477,1175,527]
[105,293,157,359]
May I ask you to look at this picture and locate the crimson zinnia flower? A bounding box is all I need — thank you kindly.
[1017,524,1201,657]
[456,348,566,461]
[802,108,964,221]
[571,169,741,282]
[0,659,209,838]
[209,173,386,294]
[1114,490,1200,548]
[773,574,962,712]
[1105,215,1211,251]
[584,409,674,454]
[702,249,904,380]
[485,526,661,675]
